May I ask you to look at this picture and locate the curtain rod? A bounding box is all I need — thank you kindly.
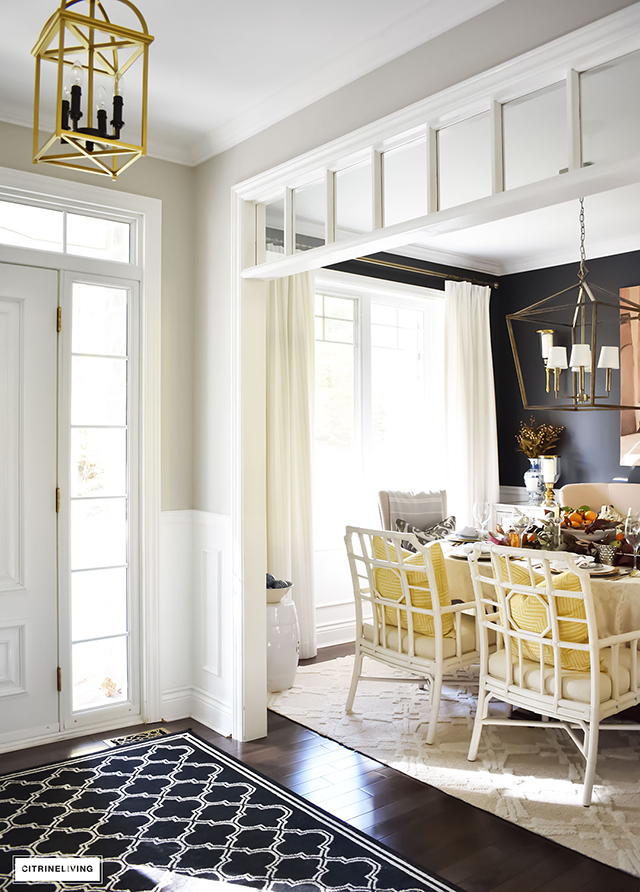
[354,256,500,289]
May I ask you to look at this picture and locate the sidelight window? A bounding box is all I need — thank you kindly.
[66,281,137,713]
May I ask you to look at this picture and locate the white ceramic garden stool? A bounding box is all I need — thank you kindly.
[266,588,300,693]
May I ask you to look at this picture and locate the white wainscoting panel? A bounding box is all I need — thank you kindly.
[201,549,222,677]
[0,621,26,697]
[499,485,528,504]
[159,510,233,735]
[192,511,233,735]
[0,300,21,592]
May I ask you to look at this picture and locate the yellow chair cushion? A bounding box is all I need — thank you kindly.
[507,569,599,672]
[372,538,454,638]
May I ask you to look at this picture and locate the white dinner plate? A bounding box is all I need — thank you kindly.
[588,564,619,576]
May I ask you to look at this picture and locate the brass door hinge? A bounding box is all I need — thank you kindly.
[57,306,62,332]
[57,667,62,692]
[56,488,61,513]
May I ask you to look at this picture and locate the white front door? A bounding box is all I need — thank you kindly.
[0,263,59,744]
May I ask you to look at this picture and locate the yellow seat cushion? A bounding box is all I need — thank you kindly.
[372,538,454,637]
[507,569,598,672]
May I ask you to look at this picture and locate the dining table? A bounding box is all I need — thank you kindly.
[442,541,640,638]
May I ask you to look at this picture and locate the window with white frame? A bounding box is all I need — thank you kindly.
[313,273,445,638]
[0,198,132,262]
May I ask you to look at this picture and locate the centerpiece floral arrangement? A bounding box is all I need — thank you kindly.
[515,416,564,458]
[489,504,633,562]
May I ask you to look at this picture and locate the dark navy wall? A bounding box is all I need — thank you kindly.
[493,249,640,488]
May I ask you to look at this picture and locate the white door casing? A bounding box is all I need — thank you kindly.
[0,263,59,746]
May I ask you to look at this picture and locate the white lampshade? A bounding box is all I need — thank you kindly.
[569,343,592,369]
[547,346,568,369]
[538,329,554,361]
[597,345,619,369]
[541,456,557,483]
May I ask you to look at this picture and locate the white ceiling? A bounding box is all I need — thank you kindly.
[397,183,640,275]
[0,0,505,166]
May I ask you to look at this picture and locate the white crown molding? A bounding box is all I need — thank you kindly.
[260,218,640,283]
[393,243,504,277]
[234,3,640,197]
[145,141,194,167]
[498,232,640,277]
[187,0,507,166]
[0,111,34,131]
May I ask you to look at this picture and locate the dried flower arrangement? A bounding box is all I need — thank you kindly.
[515,416,564,458]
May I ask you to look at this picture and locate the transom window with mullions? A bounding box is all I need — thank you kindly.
[252,41,640,270]
[0,199,132,263]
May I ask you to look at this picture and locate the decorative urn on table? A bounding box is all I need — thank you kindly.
[515,417,563,505]
[523,457,544,504]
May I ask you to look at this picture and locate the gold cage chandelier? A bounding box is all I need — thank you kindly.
[32,0,154,180]
[506,198,640,412]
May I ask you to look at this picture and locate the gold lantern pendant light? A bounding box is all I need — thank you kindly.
[507,198,640,411]
[32,0,154,180]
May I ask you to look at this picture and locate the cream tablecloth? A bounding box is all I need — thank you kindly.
[444,549,640,638]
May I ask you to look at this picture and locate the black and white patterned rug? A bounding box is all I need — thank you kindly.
[0,731,460,892]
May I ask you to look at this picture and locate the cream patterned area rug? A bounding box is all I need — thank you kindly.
[268,655,640,876]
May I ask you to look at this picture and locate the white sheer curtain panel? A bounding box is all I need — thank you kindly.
[444,280,500,527]
[266,272,317,659]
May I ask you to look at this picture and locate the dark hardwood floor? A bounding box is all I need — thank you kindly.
[2,647,639,892]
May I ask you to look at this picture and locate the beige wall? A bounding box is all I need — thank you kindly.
[193,0,637,515]
[0,121,195,510]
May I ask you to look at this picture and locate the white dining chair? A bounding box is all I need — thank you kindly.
[467,544,640,806]
[344,525,479,744]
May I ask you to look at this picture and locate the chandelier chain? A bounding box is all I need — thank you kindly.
[578,197,588,282]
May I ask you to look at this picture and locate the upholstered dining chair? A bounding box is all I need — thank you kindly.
[344,525,479,744]
[467,543,640,806]
[558,482,640,516]
[378,489,447,531]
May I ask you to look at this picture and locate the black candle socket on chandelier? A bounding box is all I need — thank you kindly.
[61,84,125,153]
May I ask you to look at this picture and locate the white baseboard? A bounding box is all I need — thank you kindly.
[0,723,61,754]
[0,715,145,754]
[316,618,356,648]
[191,685,233,737]
[160,686,193,722]
[159,684,233,737]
